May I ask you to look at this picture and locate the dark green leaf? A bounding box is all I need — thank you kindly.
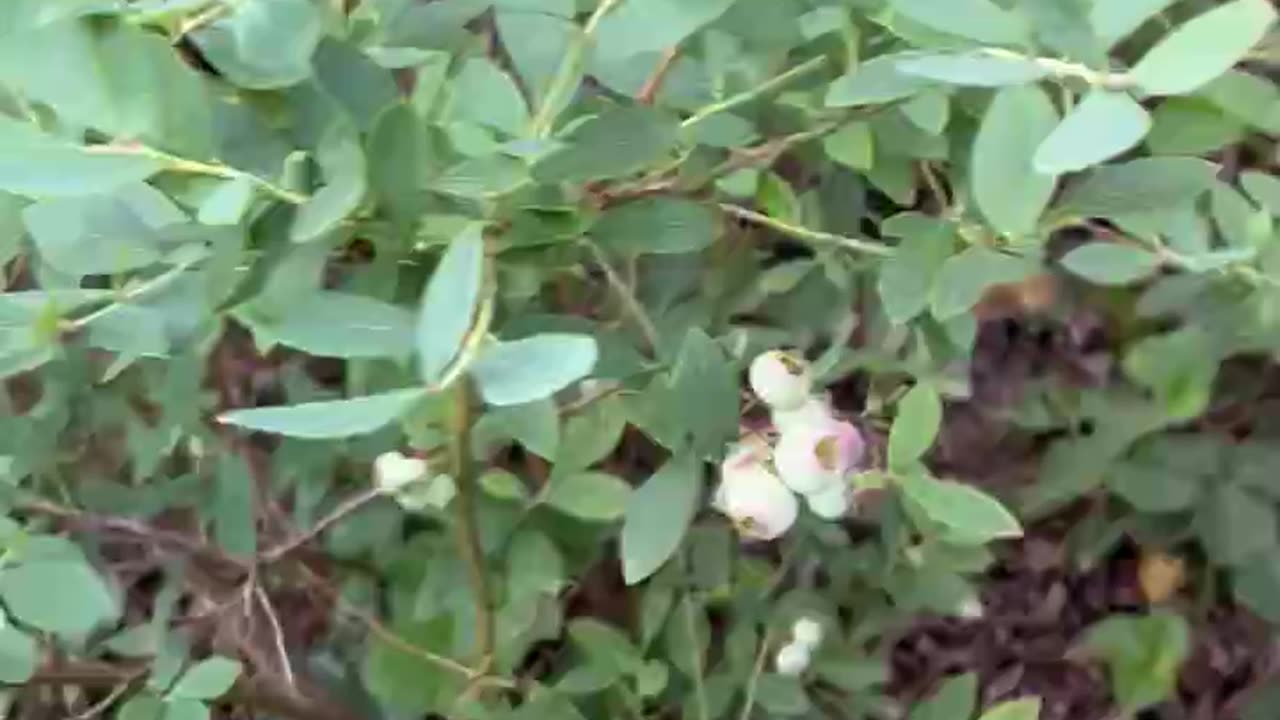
[889,384,942,469]
[667,329,739,459]
[930,247,1036,320]
[534,106,679,183]
[756,674,812,716]
[909,673,977,720]
[546,472,632,521]
[1053,157,1216,220]
[451,58,530,136]
[593,198,720,255]
[621,451,701,585]
[1196,484,1276,566]
[825,54,934,108]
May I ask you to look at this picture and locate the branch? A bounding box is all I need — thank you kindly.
[637,47,681,105]
[719,204,894,257]
[447,383,496,671]
[257,487,383,563]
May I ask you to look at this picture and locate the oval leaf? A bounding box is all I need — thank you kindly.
[977,698,1042,720]
[1034,91,1152,174]
[889,384,943,469]
[1060,243,1161,286]
[621,452,701,585]
[417,225,486,385]
[898,474,1023,544]
[470,333,598,407]
[168,657,243,701]
[972,85,1060,237]
[1129,0,1277,96]
[217,389,426,439]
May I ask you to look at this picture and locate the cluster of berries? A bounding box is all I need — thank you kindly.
[712,351,866,540]
[775,617,824,676]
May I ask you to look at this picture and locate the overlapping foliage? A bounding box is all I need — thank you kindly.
[1,0,1279,718]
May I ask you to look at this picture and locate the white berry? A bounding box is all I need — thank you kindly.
[805,482,852,520]
[749,350,812,410]
[373,451,429,493]
[791,617,824,649]
[774,642,811,676]
[771,394,836,434]
[773,417,865,495]
[715,446,798,540]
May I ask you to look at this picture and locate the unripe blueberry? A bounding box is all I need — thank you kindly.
[771,394,835,435]
[749,350,812,410]
[791,617,823,649]
[373,451,429,493]
[774,641,811,676]
[805,482,852,520]
[773,417,864,495]
[715,445,798,540]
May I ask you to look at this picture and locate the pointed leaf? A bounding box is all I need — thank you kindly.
[621,452,701,585]
[217,389,426,439]
[889,384,943,469]
[898,474,1022,544]
[470,334,598,406]
[417,226,486,384]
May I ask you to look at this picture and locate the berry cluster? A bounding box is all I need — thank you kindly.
[712,351,867,540]
[775,617,824,676]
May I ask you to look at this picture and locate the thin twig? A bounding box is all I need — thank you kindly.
[582,240,661,356]
[257,487,383,563]
[253,584,298,694]
[637,47,681,105]
[719,204,894,257]
[67,670,144,720]
[529,0,624,137]
[681,56,830,130]
[737,630,774,720]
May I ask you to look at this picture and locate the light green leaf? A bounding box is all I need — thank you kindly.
[556,395,629,472]
[977,698,1042,720]
[477,400,560,460]
[898,474,1023,544]
[265,292,415,359]
[595,0,737,61]
[369,104,431,227]
[0,559,118,636]
[546,471,632,521]
[909,673,977,720]
[291,131,367,243]
[1146,98,1244,156]
[198,177,255,226]
[1034,91,1151,174]
[972,85,1059,238]
[0,626,37,684]
[22,190,170,276]
[1053,157,1217,220]
[877,221,954,324]
[621,451,701,585]
[214,454,257,557]
[433,154,530,198]
[217,389,426,439]
[193,0,324,89]
[1060,243,1161,286]
[889,0,1030,45]
[1123,327,1218,420]
[167,657,242,701]
[534,106,679,183]
[930,247,1036,320]
[1081,611,1190,714]
[1090,0,1175,48]
[593,198,720,255]
[825,54,934,108]
[1243,171,1280,217]
[312,39,400,132]
[1199,70,1280,134]
[497,10,575,112]
[1128,0,1277,97]
[0,117,163,198]
[470,333,599,406]
[451,58,530,136]
[889,384,942,469]
[895,51,1048,87]
[824,122,874,171]
[417,226,487,385]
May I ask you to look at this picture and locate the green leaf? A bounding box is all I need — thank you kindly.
[889,384,943,469]
[930,247,1036,320]
[824,122,874,171]
[621,451,701,585]
[546,472,632,521]
[497,9,575,113]
[1123,327,1218,420]
[894,51,1048,87]
[972,86,1059,238]
[198,177,255,226]
[0,558,118,636]
[21,186,179,276]
[259,292,415,359]
[1196,484,1276,566]
[977,698,1042,720]
[667,329,739,459]
[167,657,242,701]
[1146,98,1245,156]
[1081,611,1190,713]
[909,673,977,720]
[213,454,257,557]
[0,626,37,684]
[593,198,720,255]
[477,400,560,460]
[556,395,628,472]
[1034,91,1151,174]
[471,334,598,407]
[1059,243,1161,286]
[1243,171,1280,217]
[417,226,487,385]
[451,58,530,136]
[756,674,812,716]
[1199,70,1280,134]
[594,0,736,61]
[369,104,431,228]
[825,54,934,108]
[0,118,163,197]
[363,616,462,713]
[1053,157,1217,220]
[534,106,679,183]
[877,223,954,324]
[312,39,400,132]
[217,389,426,439]
[1235,557,1280,624]
[1128,0,1277,97]
[433,154,530,199]
[889,0,1029,45]
[1089,0,1175,48]
[898,474,1023,544]
[193,0,324,89]
[291,131,367,243]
